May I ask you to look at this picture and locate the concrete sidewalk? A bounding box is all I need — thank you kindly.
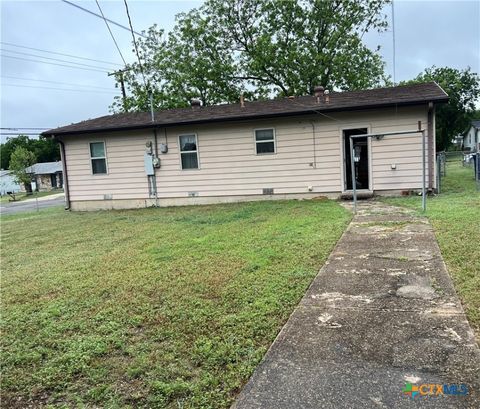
[20,192,65,202]
[234,201,480,408]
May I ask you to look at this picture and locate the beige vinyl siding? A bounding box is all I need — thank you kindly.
[155,118,341,198]
[64,132,150,201]
[369,107,429,191]
[62,104,432,202]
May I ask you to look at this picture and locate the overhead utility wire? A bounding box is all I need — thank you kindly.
[288,98,341,123]
[0,48,117,70]
[1,75,118,91]
[2,83,119,94]
[1,133,46,136]
[61,0,147,38]
[0,41,122,67]
[1,127,49,130]
[1,55,109,73]
[95,0,128,66]
[123,0,148,88]
[123,0,153,120]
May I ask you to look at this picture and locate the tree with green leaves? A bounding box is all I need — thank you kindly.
[0,135,60,170]
[112,0,390,112]
[9,146,36,193]
[405,66,480,151]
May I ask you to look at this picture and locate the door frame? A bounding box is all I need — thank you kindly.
[339,124,373,192]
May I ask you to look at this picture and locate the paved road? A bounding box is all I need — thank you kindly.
[0,196,65,215]
[233,201,480,408]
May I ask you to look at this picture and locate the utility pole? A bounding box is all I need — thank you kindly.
[108,69,128,112]
[392,0,396,85]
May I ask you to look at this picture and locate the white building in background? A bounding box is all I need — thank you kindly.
[0,170,21,196]
[463,120,480,152]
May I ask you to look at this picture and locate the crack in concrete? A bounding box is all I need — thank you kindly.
[233,201,480,409]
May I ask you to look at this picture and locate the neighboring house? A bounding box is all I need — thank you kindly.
[42,82,448,211]
[452,134,464,148]
[24,162,63,192]
[0,170,21,196]
[462,120,480,152]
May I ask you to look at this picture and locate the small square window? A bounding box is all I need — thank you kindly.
[90,142,107,174]
[255,129,275,154]
[179,134,199,169]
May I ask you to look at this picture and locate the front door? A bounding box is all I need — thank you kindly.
[343,128,369,190]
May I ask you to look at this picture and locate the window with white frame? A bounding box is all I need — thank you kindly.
[255,129,275,154]
[179,134,199,169]
[90,142,107,174]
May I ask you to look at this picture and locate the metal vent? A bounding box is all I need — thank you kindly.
[262,188,274,195]
[188,192,199,197]
[104,194,113,200]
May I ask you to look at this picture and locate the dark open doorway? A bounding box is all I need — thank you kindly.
[50,174,57,188]
[343,128,369,190]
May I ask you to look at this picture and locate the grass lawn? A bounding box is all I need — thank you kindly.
[0,189,64,203]
[1,199,351,408]
[383,161,480,336]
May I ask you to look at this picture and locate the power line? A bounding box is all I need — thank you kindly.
[1,133,46,136]
[1,128,50,130]
[2,83,119,94]
[123,0,148,89]
[1,75,118,91]
[61,0,147,38]
[0,48,116,70]
[95,0,127,66]
[1,55,109,73]
[0,41,123,67]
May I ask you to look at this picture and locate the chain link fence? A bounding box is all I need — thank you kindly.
[436,150,480,192]
[475,152,480,190]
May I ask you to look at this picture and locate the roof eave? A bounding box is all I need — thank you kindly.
[42,97,449,138]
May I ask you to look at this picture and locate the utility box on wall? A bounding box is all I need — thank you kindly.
[144,153,154,176]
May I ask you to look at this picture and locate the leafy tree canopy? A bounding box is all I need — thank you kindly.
[403,66,480,151]
[9,146,36,189]
[112,0,390,112]
[0,135,60,170]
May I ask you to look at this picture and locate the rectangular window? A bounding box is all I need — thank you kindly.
[255,129,275,154]
[179,134,199,169]
[90,142,107,174]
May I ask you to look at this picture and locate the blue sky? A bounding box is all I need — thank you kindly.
[1,0,479,142]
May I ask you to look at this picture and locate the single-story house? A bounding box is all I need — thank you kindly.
[0,170,21,196]
[462,120,480,152]
[42,82,448,211]
[24,161,63,192]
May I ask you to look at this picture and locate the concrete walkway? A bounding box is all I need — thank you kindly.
[234,201,480,408]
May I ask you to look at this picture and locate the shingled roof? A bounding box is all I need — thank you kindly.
[43,82,448,137]
[471,120,480,129]
[25,161,63,175]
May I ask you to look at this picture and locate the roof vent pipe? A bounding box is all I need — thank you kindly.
[325,89,330,104]
[240,93,245,108]
[313,85,324,104]
[190,99,201,109]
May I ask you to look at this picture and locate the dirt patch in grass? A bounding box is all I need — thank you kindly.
[1,199,350,408]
